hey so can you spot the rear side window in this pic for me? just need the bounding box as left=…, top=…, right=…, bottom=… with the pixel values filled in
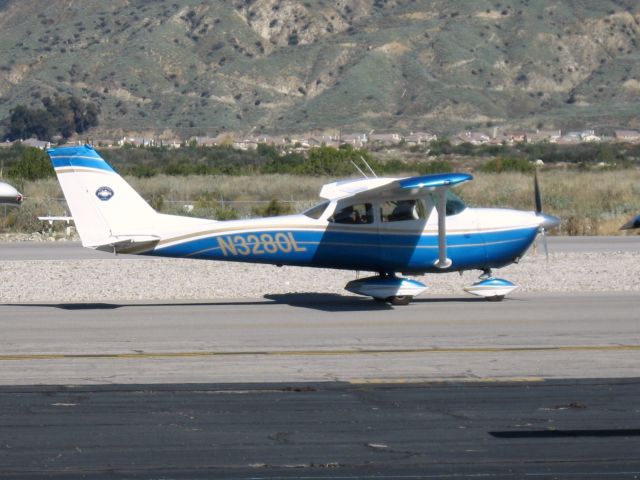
left=381, top=199, right=426, bottom=222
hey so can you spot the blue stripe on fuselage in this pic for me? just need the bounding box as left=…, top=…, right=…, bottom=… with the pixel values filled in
left=147, top=226, right=538, bottom=273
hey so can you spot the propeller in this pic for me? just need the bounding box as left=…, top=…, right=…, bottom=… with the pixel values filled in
left=533, top=168, right=560, bottom=261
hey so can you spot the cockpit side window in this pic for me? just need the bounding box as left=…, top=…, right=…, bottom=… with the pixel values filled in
left=329, top=203, right=374, bottom=224
left=445, top=190, right=467, bottom=216
left=381, top=199, right=426, bottom=222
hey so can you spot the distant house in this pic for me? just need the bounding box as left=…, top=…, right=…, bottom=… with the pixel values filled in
left=614, top=130, right=640, bottom=143
left=340, top=133, right=368, bottom=147
left=95, top=139, right=116, bottom=148
left=404, top=132, right=437, bottom=146
left=255, top=134, right=288, bottom=146
left=459, top=131, right=490, bottom=145
left=233, top=139, right=259, bottom=150
left=307, top=134, right=339, bottom=148
left=526, top=130, right=562, bottom=143
left=368, top=132, right=402, bottom=146
left=581, top=130, right=601, bottom=142
left=119, top=136, right=155, bottom=147
left=21, top=138, right=51, bottom=150
left=288, top=136, right=310, bottom=148
left=559, top=130, right=600, bottom=144
left=307, top=136, right=323, bottom=147
left=503, top=132, right=526, bottom=144
left=191, top=136, right=219, bottom=147
left=558, top=131, right=583, bottom=144
left=161, top=139, right=182, bottom=149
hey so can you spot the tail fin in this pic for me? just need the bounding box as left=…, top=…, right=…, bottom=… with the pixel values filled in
left=48, top=145, right=159, bottom=248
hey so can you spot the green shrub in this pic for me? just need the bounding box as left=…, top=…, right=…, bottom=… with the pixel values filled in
left=7, top=147, right=54, bottom=181
left=481, top=157, right=534, bottom=173
left=418, top=160, right=453, bottom=174
left=251, top=199, right=292, bottom=217
left=213, top=206, right=239, bottom=220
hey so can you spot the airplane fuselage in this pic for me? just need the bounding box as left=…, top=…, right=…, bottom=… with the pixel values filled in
left=143, top=206, right=540, bottom=274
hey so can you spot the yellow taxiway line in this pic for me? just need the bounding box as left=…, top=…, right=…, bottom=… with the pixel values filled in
left=1, top=344, right=639, bottom=361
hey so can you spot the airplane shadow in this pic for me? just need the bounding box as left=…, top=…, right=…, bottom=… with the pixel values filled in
left=262, top=293, right=394, bottom=311
left=5, top=294, right=391, bottom=312
left=2, top=292, right=509, bottom=313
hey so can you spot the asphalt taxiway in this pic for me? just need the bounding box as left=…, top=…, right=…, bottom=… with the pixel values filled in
left=1, top=292, right=638, bottom=384
left=1, top=379, right=639, bottom=479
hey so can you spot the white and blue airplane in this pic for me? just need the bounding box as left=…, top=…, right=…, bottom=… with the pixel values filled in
left=621, top=215, right=640, bottom=230
left=0, top=181, right=22, bottom=206
left=47, top=145, right=559, bottom=305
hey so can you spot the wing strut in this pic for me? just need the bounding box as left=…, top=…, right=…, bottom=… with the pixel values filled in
left=434, top=188, right=452, bottom=269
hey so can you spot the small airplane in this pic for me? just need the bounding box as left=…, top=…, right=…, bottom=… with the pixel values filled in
left=621, top=215, right=640, bottom=230
left=47, top=145, right=559, bottom=305
left=0, top=181, right=23, bottom=206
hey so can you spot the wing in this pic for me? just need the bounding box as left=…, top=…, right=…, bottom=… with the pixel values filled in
left=320, top=173, right=473, bottom=270
left=319, top=173, right=472, bottom=201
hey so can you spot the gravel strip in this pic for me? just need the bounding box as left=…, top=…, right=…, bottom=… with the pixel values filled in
left=1, top=249, right=639, bottom=303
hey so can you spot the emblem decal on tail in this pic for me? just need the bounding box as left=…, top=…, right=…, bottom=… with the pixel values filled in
left=96, top=186, right=114, bottom=201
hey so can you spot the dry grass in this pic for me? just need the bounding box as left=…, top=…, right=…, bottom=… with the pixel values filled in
left=463, top=169, right=640, bottom=235
left=5, top=169, right=640, bottom=235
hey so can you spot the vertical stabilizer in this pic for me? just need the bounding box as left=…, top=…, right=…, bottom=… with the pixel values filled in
left=48, top=145, right=158, bottom=247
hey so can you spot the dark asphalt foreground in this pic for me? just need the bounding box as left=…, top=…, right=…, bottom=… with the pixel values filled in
left=1, top=379, right=640, bottom=479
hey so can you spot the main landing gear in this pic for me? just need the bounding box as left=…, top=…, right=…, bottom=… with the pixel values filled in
left=344, top=273, right=428, bottom=306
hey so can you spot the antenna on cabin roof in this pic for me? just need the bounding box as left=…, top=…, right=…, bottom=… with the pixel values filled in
left=350, top=159, right=368, bottom=178
left=360, top=156, right=378, bottom=178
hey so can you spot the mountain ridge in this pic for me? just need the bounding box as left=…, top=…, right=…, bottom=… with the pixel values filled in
left=1, top=0, right=639, bottom=138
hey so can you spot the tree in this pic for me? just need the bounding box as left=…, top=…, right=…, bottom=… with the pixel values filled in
left=3, top=96, right=100, bottom=141
left=7, top=147, right=54, bottom=181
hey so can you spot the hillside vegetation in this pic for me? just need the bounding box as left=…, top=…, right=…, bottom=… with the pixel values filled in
left=2, top=143, right=639, bottom=236
left=1, top=0, right=639, bottom=137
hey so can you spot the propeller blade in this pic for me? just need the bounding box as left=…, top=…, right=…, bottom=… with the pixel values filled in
left=534, top=168, right=542, bottom=214
left=542, top=228, right=549, bottom=262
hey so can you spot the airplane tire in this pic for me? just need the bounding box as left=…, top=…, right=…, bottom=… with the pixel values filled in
left=387, top=295, right=413, bottom=306
left=485, top=295, right=505, bottom=302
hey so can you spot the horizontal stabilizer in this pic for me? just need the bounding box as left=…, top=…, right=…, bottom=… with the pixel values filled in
left=93, top=235, right=161, bottom=254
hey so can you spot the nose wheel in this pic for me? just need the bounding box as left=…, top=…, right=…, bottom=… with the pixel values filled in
left=463, top=271, right=518, bottom=300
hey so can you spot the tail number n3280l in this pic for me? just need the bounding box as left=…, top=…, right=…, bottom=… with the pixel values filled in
left=217, top=232, right=307, bottom=257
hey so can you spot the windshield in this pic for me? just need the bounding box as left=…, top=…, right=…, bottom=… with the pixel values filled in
left=445, top=190, right=467, bottom=216
left=303, top=201, right=330, bottom=219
